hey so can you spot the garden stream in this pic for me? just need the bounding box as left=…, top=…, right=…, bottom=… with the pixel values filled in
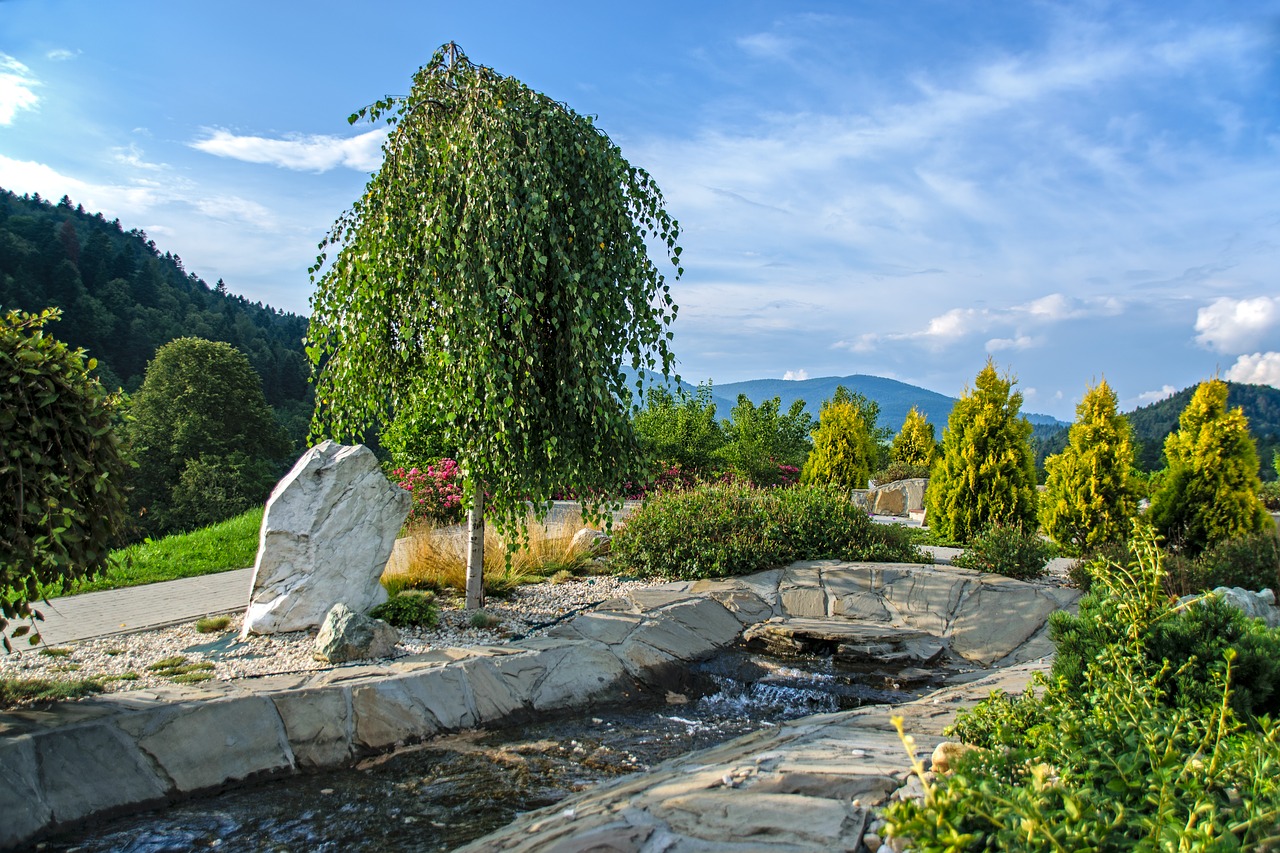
left=42, top=646, right=944, bottom=852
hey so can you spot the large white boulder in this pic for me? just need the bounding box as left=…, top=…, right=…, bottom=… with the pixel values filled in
left=241, top=441, right=411, bottom=637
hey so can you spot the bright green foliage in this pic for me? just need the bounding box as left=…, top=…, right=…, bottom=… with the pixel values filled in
left=891, top=406, right=937, bottom=468
left=379, top=393, right=455, bottom=470
left=370, top=590, right=438, bottom=628
left=886, top=526, right=1280, bottom=850
left=924, top=360, right=1038, bottom=544
left=1040, top=379, right=1138, bottom=555
left=801, top=386, right=884, bottom=491
left=127, top=337, right=291, bottom=535
left=610, top=483, right=924, bottom=580
left=1148, top=379, right=1272, bottom=555
left=951, top=522, right=1054, bottom=581
left=307, top=43, right=681, bottom=548
left=716, top=395, right=812, bottom=486
left=1, top=308, right=129, bottom=650
left=631, top=383, right=725, bottom=475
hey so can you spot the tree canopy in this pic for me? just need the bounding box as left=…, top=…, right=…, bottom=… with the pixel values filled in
left=1040, top=379, right=1138, bottom=555
left=1148, top=379, right=1272, bottom=554
left=307, top=44, right=682, bottom=603
left=925, top=360, right=1038, bottom=543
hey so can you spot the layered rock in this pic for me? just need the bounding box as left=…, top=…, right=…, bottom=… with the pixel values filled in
left=241, top=442, right=411, bottom=637
left=313, top=603, right=400, bottom=663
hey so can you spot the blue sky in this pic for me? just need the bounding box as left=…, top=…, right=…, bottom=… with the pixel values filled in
left=2, top=1, right=1279, bottom=419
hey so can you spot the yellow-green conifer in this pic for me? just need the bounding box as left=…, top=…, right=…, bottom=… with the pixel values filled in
left=801, top=386, right=881, bottom=490
left=1041, top=379, right=1137, bottom=555
left=891, top=406, right=937, bottom=468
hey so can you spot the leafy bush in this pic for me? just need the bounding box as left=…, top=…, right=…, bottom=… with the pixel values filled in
left=393, top=459, right=464, bottom=525
left=1194, top=531, right=1280, bottom=596
left=716, top=395, right=813, bottom=487
left=2, top=308, right=129, bottom=651
left=1260, top=479, right=1280, bottom=511
left=370, top=590, right=438, bottom=628
left=169, top=451, right=278, bottom=531
left=870, top=461, right=930, bottom=485
left=951, top=523, right=1054, bottom=581
left=610, top=483, right=924, bottom=580
left=631, top=383, right=726, bottom=476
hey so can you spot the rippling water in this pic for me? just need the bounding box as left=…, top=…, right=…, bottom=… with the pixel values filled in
left=42, top=648, right=935, bottom=852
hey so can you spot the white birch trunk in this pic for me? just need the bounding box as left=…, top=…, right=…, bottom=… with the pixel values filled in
left=465, top=490, right=485, bottom=609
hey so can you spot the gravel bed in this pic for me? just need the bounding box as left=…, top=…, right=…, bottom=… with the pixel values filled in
left=0, top=576, right=657, bottom=697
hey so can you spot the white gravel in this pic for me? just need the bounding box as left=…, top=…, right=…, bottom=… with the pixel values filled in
left=0, top=576, right=657, bottom=697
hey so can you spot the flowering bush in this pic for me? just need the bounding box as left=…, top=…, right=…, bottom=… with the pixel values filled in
left=393, top=458, right=464, bottom=525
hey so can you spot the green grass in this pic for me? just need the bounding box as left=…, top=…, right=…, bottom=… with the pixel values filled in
left=0, top=675, right=103, bottom=707
left=39, top=507, right=262, bottom=598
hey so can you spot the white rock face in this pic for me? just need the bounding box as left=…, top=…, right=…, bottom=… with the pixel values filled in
left=241, top=441, right=411, bottom=637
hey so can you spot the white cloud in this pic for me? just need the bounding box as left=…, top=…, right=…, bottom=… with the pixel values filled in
left=0, top=53, right=39, bottom=125
left=737, top=32, right=797, bottom=61
left=782, top=369, right=809, bottom=381
left=986, top=335, right=1037, bottom=352
left=112, top=143, right=167, bottom=171
left=1225, top=352, right=1280, bottom=388
left=190, top=128, right=387, bottom=173
left=191, top=195, right=278, bottom=231
left=46, top=48, right=79, bottom=61
left=1194, top=296, right=1280, bottom=354
left=1136, top=385, right=1177, bottom=405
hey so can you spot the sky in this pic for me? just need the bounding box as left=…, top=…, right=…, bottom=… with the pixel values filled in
left=2, top=0, right=1279, bottom=420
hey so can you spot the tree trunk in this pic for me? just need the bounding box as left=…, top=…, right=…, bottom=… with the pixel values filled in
left=466, top=489, right=485, bottom=609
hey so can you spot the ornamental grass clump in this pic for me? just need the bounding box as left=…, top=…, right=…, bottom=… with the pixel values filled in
left=609, top=483, right=924, bottom=580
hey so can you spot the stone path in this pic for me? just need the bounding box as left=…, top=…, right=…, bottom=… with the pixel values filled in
left=24, top=569, right=252, bottom=647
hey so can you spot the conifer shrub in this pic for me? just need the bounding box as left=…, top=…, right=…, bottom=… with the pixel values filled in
left=370, top=589, right=438, bottom=628
left=925, top=360, right=1038, bottom=544
left=1148, top=379, right=1271, bottom=556
left=890, top=405, right=937, bottom=468
left=610, top=483, right=923, bottom=579
left=951, top=523, right=1054, bottom=581
left=801, top=386, right=885, bottom=491
left=1040, top=380, right=1138, bottom=555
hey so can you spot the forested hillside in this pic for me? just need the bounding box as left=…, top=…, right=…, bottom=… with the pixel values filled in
left=1034, top=381, right=1280, bottom=480
left=0, top=189, right=311, bottom=433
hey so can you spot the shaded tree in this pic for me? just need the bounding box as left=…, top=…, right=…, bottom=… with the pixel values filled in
left=128, top=337, right=291, bottom=535
left=1149, top=379, right=1272, bottom=555
left=925, top=360, right=1038, bottom=543
left=1041, top=379, right=1138, bottom=555
left=307, top=44, right=681, bottom=608
left=1, top=309, right=128, bottom=649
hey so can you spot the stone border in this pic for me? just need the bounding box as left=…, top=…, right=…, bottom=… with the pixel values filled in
left=0, top=562, right=1077, bottom=850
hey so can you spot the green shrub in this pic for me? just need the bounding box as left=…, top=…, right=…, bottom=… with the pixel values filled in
left=610, top=483, right=924, bottom=580
left=801, top=386, right=885, bottom=491
left=1259, top=480, right=1280, bottom=511
left=1194, top=532, right=1280, bottom=596
left=369, top=589, right=438, bottom=628
left=951, top=523, right=1054, bottom=581
left=870, top=461, right=931, bottom=485
left=890, top=406, right=937, bottom=469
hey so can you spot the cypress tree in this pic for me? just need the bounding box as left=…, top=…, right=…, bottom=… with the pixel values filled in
left=1041, top=379, right=1138, bottom=555
left=892, top=406, right=937, bottom=468
left=1149, top=379, right=1272, bottom=554
left=925, top=360, right=1038, bottom=543
left=801, top=386, right=882, bottom=491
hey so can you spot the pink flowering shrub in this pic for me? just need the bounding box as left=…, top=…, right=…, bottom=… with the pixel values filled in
left=393, top=458, right=464, bottom=525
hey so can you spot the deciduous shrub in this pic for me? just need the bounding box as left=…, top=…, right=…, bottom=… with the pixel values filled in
left=716, top=395, right=813, bottom=487
left=631, top=383, right=725, bottom=476
left=610, top=483, right=923, bottom=579
left=870, top=461, right=931, bottom=485
left=2, top=308, right=129, bottom=650
left=951, top=523, right=1054, bottom=581
left=393, top=459, right=465, bottom=525
left=1192, top=531, right=1280, bottom=597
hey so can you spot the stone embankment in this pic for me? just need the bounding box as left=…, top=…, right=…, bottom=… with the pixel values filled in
left=0, top=561, right=1078, bottom=850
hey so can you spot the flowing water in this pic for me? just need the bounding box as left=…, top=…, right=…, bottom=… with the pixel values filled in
left=41, top=647, right=942, bottom=852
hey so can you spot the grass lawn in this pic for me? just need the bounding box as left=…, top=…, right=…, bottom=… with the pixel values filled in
left=39, top=507, right=263, bottom=598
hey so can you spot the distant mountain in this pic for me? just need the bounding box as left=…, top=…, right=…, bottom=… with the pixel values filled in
left=712, top=374, right=1066, bottom=434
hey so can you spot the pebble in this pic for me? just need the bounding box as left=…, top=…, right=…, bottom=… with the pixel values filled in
left=0, top=576, right=657, bottom=698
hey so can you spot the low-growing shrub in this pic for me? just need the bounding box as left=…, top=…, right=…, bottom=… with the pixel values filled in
left=1194, top=531, right=1280, bottom=596
left=950, top=523, right=1054, bottom=581
left=1261, top=480, right=1280, bottom=511
left=609, top=483, right=924, bottom=580
left=370, top=590, right=438, bottom=628
left=870, top=462, right=930, bottom=485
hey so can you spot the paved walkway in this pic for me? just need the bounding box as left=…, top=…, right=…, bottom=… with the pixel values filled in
left=23, top=568, right=253, bottom=647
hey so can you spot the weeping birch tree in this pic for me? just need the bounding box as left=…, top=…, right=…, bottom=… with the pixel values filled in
left=307, top=44, right=682, bottom=608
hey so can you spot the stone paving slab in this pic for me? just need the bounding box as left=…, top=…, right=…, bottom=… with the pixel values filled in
left=20, top=569, right=252, bottom=648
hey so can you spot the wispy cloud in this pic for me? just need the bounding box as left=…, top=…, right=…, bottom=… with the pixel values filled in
left=46, top=48, right=79, bottom=61
left=190, top=128, right=387, bottom=173
left=737, top=32, right=798, bottom=61
left=1134, top=385, right=1178, bottom=405
left=0, top=53, right=39, bottom=125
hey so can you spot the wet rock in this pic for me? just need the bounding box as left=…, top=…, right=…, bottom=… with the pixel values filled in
left=313, top=603, right=400, bottom=664
left=242, top=441, right=410, bottom=637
